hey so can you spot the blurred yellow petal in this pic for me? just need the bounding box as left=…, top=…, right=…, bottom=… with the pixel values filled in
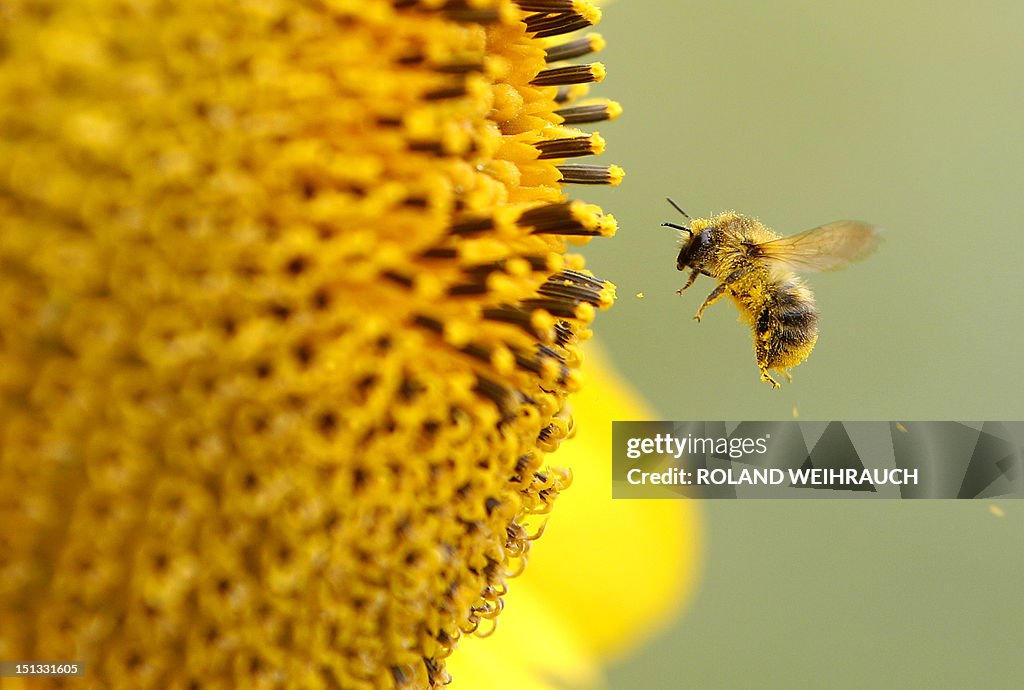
left=538, top=343, right=703, bottom=659
left=449, top=343, right=703, bottom=686
left=449, top=589, right=601, bottom=690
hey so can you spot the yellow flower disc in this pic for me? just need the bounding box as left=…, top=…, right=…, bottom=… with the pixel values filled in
left=0, top=1, right=622, bottom=688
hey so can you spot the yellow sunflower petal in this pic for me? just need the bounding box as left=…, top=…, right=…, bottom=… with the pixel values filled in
left=515, top=343, right=703, bottom=659
left=448, top=344, right=702, bottom=686
left=448, top=587, right=601, bottom=689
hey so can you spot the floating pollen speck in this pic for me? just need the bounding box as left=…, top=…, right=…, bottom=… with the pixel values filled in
left=896, top=422, right=908, bottom=432
left=636, top=292, right=645, bottom=299
left=989, top=505, right=1006, bottom=517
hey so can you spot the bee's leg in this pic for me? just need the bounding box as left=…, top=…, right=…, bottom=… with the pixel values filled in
left=778, top=370, right=793, bottom=383
left=676, top=268, right=701, bottom=295
left=696, top=266, right=755, bottom=321
left=694, top=283, right=729, bottom=322
left=755, top=326, right=781, bottom=388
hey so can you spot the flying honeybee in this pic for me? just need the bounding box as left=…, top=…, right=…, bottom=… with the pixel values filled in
left=663, top=199, right=880, bottom=387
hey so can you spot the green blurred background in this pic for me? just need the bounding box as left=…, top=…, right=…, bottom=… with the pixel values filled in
left=572, top=1, right=1024, bottom=687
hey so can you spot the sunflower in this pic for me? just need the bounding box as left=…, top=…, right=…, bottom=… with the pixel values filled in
left=0, top=1, right=694, bottom=688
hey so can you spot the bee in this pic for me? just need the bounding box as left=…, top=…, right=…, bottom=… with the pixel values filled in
left=663, top=198, right=880, bottom=387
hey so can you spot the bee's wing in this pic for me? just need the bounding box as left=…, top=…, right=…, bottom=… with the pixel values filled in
left=754, top=221, right=881, bottom=273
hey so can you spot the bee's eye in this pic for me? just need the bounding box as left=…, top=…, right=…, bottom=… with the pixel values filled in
left=697, top=230, right=711, bottom=248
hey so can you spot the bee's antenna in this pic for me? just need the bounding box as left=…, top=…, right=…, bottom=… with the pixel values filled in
left=663, top=198, right=692, bottom=235
left=662, top=222, right=691, bottom=235
left=666, top=197, right=691, bottom=220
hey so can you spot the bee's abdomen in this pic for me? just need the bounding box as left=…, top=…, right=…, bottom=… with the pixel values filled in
left=755, top=280, right=818, bottom=369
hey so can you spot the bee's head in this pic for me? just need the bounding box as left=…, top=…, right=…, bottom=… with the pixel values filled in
left=675, top=226, right=713, bottom=270
left=662, top=198, right=712, bottom=271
